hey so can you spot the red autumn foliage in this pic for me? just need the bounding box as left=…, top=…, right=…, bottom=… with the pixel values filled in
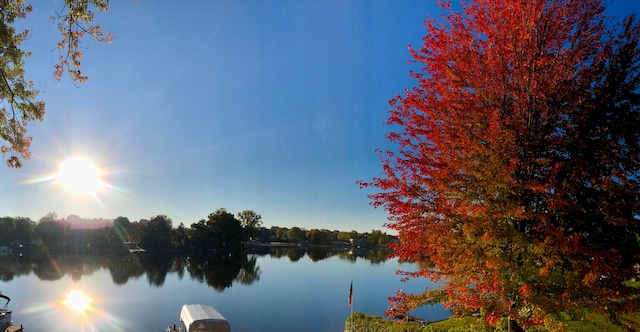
left=361, top=0, right=640, bottom=329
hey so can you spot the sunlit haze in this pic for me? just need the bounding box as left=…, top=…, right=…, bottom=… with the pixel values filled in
left=55, top=157, right=106, bottom=196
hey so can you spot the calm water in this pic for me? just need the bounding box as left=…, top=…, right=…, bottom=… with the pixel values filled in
left=0, top=247, right=449, bottom=331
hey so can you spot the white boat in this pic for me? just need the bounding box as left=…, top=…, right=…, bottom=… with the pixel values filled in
left=167, top=304, right=229, bottom=332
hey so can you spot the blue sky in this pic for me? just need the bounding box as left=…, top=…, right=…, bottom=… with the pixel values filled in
left=1, top=1, right=637, bottom=232
left=1, top=0, right=436, bottom=232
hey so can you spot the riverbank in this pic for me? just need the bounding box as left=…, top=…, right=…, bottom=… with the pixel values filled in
left=345, top=311, right=640, bottom=331
left=345, top=281, right=640, bottom=331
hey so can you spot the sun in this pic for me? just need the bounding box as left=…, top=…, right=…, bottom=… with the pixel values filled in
left=63, top=290, right=92, bottom=313
left=55, top=157, right=106, bottom=195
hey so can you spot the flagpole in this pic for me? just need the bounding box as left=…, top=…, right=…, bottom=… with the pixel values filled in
left=349, top=280, right=354, bottom=332
left=351, top=288, right=354, bottom=332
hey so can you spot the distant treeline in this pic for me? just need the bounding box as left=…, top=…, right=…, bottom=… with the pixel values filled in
left=0, top=209, right=393, bottom=255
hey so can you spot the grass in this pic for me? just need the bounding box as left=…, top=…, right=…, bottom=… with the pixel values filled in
left=623, top=280, right=640, bottom=288
left=344, top=313, right=496, bottom=332
left=345, top=312, right=640, bottom=331
left=345, top=282, right=640, bottom=331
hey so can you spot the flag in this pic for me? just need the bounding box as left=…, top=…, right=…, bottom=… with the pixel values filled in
left=348, top=280, right=353, bottom=307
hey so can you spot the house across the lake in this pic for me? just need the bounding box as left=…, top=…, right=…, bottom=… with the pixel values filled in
left=349, top=238, right=368, bottom=248
left=329, top=240, right=347, bottom=247
left=0, top=247, right=11, bottom=255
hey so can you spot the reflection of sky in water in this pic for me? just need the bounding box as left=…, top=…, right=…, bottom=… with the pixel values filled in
left=4, top=254, right=448, bottom=331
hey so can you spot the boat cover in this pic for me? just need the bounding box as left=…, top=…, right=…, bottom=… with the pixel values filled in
left=180, top=304, right=229, bottom=332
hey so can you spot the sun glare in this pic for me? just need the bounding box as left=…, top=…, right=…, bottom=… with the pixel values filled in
left=55, top=157, right=106, bottom=195
left=64, top=290, right=92, bottom=313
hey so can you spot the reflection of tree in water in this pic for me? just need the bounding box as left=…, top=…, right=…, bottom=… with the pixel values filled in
left=65, top=255, right=102, bottom=282
left=171, top=256, right=187, bottom=280
left=364, top=249, right=389, bottom=264
left=105, top=254, right=186, bottom=286
left=307, top=247, right=330, bottom=262
left=270, top=247, right=285, bottom=258
left=187, top=253, right=260, bottom=292
left=107, top=255, right=144, bottom=285
left=33, top=262, right=63, bottom=281
left=286, top=248, right=304, bottom=262
left=235, top=255, right=260, bottom=286
left=337, top=251, right=358, bottom=262
left=32, top=254, right=106, bottom=282
left=0, top=254, right=112, bottom=282
left=2, top=248, right=388, bottom=287
left=258, top=247, right=390, bottom=264
left=334, top=248, right=390, bottom=264
left=0, top=253, right=262, bottom=289
left=0, top=258, right=20, bottom=281
left=0, top=267, right=13, bottom=282
left=0, top=258, right=33, bottom=282
left=139, top=254, right=175, bottom=287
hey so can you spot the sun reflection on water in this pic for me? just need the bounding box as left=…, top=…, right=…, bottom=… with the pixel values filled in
left=59, top=290, right=130, bottom=331
left=63, top=290, right=93, bottom=314
left=19, top=289, right=130, bottom=331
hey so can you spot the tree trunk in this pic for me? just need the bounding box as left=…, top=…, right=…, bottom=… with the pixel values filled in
left=509, top=318, right=525, bottom=332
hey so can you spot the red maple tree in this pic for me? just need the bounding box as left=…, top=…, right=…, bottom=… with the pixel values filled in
left=362, top=0, right=640, bottom=329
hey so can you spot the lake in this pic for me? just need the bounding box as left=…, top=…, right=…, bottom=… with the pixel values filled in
left=0, top=247, right=449, bottom=331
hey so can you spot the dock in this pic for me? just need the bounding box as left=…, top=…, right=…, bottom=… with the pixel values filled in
left=166, top=325, right=181, bottom=332
left=4, top=325, right=23, bottom=332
